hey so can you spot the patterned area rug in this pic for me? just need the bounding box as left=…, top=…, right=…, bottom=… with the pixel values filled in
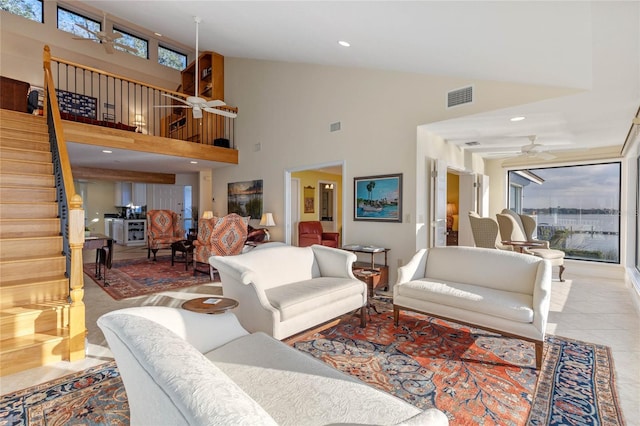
left=83, top=255, right=216, bottom=300
left=0, top=308, right=624, bottom=425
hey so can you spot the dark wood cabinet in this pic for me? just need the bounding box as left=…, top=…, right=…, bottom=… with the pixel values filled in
left=1, top=76, right=29, bottom=113
left=447, top=231, right=458, bottom=246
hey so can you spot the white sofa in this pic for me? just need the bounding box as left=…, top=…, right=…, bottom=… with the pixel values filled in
left=209, top=244, right=367, bottom=339
left=393, top=246, right=551, bottom=368
left=98, top=307, right=449, bottom=426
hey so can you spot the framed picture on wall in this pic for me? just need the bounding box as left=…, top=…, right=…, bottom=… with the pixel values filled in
left=304, top=186, right=315, bottom=213
left=354, top=173, right=402, bottom=222
left=228, top=179, right=263, bottom=219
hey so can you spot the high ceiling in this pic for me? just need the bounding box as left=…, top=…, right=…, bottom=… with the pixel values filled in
left=82, top=1, right=639, bottom=164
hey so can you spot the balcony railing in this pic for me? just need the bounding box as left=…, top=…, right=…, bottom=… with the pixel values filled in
left=46, top=48, right=236, bottom=148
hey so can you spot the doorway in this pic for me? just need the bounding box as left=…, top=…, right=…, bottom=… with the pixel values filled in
left=284, top=161, right=345, bottom=246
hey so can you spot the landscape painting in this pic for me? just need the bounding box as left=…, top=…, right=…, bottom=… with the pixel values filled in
left=354, top=174, right=402, bottom=222
left=228, top=179, right=263, bottom=219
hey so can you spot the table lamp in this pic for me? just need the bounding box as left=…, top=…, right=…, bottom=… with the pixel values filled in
left=259, top=212, right=276, bottom=240
left=202, top=211, right=214, bottom=219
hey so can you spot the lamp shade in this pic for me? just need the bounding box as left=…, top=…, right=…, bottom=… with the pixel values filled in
left=446, top=203, right=457, bottom=217
left=202, top=211, right=214, bottom=219
left=260, top=212, right=276, bottom=227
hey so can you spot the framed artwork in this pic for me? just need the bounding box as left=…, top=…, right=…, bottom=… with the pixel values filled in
left=304, top=186, right=315, bottom=213
left=354, top=173, right=402, bottom=222
left=228, top=179, right=263, bottom=219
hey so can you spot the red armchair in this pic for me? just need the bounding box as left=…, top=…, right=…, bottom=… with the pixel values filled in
left=298, top=221, right=339, bottom=248
left=147, top=210, right=184, bottom=260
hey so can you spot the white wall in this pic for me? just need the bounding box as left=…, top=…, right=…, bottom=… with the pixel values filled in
left=219, top=58, right=570, bottom=282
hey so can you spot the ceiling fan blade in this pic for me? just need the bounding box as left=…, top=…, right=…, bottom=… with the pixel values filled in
left=110, top=31, right=123, bottom=40
left=161, top=93, right=191, bottom=105
left=203, top=107, right=238, bottom=118
left=74, top=23, right=100, bottom=38
left=154, top=104, right=190, bottom=109
left=537, top=152, right=556, bottom=160
left=72, top=37, right=99, bottom=41
left=204, top=99, right=226, bottom=108
left=114, top=42, right=139, bottom=55
left=104, top=42, right=115, bottom=54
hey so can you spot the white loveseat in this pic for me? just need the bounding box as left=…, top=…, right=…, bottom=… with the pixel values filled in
left=393, top=246, right=551, bottom=368
left=209, top=244, right=367, bottom=339
left=98, top=307, right=449, bottom=426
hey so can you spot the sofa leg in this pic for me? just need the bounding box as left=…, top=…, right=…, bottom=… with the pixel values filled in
left=559, top=265, right=565, bottom=282
left=393, top=306, right=399, bottom=326
left=360, top=306, right=367, bottom=327
left=535, top=341, right=544, bottom=369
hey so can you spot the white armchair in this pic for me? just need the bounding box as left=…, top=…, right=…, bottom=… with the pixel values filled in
left=497, top=209, right=566, bottom=281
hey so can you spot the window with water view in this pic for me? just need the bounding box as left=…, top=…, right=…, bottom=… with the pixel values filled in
left=508, top=162, right=621, bottom=263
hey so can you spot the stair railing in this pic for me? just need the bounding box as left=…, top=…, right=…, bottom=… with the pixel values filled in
left=43, top=45, right=86, bottom=362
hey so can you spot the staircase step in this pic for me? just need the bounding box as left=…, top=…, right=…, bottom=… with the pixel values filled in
left=0, top=218, right=60, bottom=238
left=0, top=172, right=55, bottom=188
left=0, top=109, right=46, bottom=124
left=0, top=146, right=51, bottom=162
left=0, top=202, right=58, bottom=219
left=0, top=301, right=69, bottom=339
left=0, top=255, right=66, bottom=282
left=0, top=127, right=49, bottom=142
left=0, top=330, right=69, bottom=376
left=0, top=276, right=69, bottom=309
left=0, top=159, right=53, bottom=175
left=0, top=137, right=50, bottom=152
left=0, top=186, right=56, bottom=203
left=0, top=236, right=63, bottom=260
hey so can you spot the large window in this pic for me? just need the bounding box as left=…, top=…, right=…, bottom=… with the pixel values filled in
left=508, top=162, right=621, bottom=263
left=57, top=7, right=100, bottom=39
left=158, top=45, right=187, bottom=71
left=636, top=155, right=640, bottom=272
left=1, top=0, right=43, bottom=22
left=113, top=27, right=148, bottom=59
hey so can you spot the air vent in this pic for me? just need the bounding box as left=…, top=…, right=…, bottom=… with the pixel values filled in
left=465, top=141, right=480, bottom=146
left=447, top=86, right=473, bottom=108
left=330, top=122, right=341, bottom=132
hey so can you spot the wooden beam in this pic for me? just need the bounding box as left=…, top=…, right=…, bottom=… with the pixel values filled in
left=71, top=166, right=175, bottom=184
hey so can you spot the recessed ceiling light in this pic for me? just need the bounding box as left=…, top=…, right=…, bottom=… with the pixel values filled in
left=154, top=32, right=162, bottom=37
left=338, top=40, right=350, bottom=47
left=510, top=116, right=525, bottom=122
left=102, top=150, right=112, bottom=154
left=190, top=161, right=198, bottom=164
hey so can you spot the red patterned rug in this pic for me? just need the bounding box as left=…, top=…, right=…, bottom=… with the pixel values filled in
left=0, top=305, right=624, bottom=425
left=83, top=255, right=216, bottom=300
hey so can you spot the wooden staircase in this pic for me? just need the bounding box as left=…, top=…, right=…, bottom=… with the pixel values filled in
left=0, top=109, right=72, bottom=376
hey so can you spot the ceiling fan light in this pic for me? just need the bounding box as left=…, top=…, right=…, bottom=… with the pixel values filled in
left=192, top=107, right=203, bottom=119
left=510, top=116, right=526, bottom=122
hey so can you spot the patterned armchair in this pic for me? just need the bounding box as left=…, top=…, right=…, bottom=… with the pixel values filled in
left=193, top=213, right=249, bottom=278
left=147, top=210, right=185, bottom=261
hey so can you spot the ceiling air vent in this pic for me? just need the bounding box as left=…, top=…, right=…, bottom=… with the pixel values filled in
left=465, top=141, right=480, bottom=146
left=447, top=85, right=473, bottom=108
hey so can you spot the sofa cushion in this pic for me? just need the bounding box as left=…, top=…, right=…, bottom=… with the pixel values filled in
left=223, top=245, right=321, bottom=289
left=396, top=279, right=534, bottom=323
left=265, top=277, right=364, bottom=321
left=205, top=332, right=423, bottom=426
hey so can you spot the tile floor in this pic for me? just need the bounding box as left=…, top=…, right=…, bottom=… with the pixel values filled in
left=1, top=245, right=639, bottom=425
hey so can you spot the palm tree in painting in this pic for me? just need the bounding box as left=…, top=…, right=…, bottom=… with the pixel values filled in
left=366, top=181, right=376, bottom=202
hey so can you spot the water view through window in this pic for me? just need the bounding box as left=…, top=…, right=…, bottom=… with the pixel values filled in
left=508, top=162, right=621, bottom=263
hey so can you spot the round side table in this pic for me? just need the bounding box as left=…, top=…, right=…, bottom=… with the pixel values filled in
left=181, top=297, right=238, bottom=314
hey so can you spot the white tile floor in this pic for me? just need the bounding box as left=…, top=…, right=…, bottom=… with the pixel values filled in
left=1, top=246, right=639, bottom=425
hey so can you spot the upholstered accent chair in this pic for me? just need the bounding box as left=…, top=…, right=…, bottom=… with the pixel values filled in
left=496, top=209, right=566, bottom=281
left=193, top=213, right=249, bottom=279
left=147, top=210, right=185, bottom=261
left=298, top=221, right=339, bottom=248
left=468, top=212, right=513, bottom=250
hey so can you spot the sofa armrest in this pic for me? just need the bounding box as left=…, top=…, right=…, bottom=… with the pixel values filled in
left=322, top=232, right=340, bottom=241
left=100, top=307, right=249, bottom=353
left=311, top=244, right=357, bottom=278
left=396, top=249, right=429, bottom=284
left=532, top=259, right=552, bottom=336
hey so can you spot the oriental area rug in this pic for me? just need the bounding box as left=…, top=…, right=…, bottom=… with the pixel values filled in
left=0, top=308, right=624, bottom=426
left=83, top=255, right=216, bottom=300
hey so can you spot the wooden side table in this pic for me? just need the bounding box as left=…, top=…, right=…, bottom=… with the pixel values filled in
left=171, top=240, right=194, bottom=270
left=181, top=297, right=238, bottom=314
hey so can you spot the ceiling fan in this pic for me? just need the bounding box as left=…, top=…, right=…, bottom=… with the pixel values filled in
left=518, top=135, right=556, bottom=160
left=156, top=17, right=237, bottom=119
left=73, top=14, right=139, bottom=55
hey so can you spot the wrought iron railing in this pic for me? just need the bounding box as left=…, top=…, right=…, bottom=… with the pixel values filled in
left=48, top=51, right=236, bottom=148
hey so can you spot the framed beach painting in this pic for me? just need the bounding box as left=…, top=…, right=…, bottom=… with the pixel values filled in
left=354, top=174, right=402, bottom=222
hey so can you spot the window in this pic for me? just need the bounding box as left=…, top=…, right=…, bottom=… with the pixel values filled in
left=636, top=155, right=640, bottom=272
left=113, top=27, right=148, bottom=59
left=1, top=0, right=43, bottom=22
left=508, top=162, right=621, bottom=263
left=57, top=7, right=100, bottom=38
left=158, top=45, right=187, bottom=71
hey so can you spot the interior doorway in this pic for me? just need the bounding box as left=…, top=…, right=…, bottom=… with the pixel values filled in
left=284, top=161, right=345, bottom=246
